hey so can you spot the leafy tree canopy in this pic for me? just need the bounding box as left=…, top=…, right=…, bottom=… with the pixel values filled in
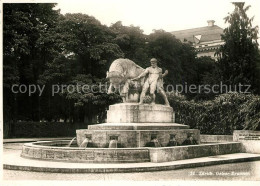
left=217, top=2, right=260, bottom=93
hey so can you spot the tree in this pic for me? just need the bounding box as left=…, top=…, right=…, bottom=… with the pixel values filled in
left=40, top=13, right=124, bottom=123
left=58, top=14, right=124, bottom=76
left=217, top=2, right=260, bottom=94
left=3, top=3, right=60, bottom=136
left=195, top=56, right=216, bottom=84
left=148, top=30, right=197, bottom=92
left=193, top=56, right=220, bottom=100
left=110, top=21, right=149, bottom=66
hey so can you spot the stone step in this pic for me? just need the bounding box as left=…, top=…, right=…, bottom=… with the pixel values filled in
left=88, top=123, right=189, bottom=130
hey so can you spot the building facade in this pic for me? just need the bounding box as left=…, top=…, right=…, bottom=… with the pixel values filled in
left=171, top=20, right=224, bottom=60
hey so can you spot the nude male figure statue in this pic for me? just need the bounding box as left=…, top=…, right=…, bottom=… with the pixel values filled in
left=132, top=58, right=170, bottom=106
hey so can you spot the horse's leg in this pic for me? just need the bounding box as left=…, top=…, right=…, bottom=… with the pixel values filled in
left=120, top=81, right=130, bottom=102
left=108, top=83, right=113, bottom=94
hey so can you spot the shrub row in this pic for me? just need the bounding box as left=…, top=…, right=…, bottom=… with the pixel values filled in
left=5, top=93, right=259, bottom=137
left=6, top=122, right=86, bottom=138
left=168, top=92, right=260, bottom=135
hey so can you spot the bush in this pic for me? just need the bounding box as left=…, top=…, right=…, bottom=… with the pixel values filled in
left=168, top=92, right=260, bottom=135
left=7, top=122, right=86, bottom=138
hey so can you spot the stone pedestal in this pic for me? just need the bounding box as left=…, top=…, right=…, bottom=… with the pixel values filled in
left=77, top=103, right=199, bottom=148
left=107, top=103, right=174, bottom=123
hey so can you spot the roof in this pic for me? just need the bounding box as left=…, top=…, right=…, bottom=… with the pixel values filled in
left=171, top=25, right=223, bottom=44
left=195, top=45, right=221, bottom=52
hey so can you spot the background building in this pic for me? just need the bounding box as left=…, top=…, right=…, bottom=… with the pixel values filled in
left=171, top=20, right=224, bottom=60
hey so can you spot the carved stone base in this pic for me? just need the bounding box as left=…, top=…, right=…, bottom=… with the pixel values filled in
left=107, top=103, right=174, bottom=123
left=76, top=127, right=200, bottom=148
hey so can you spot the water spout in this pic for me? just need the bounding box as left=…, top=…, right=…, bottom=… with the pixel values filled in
left=108, top=139, right=118, bottom=148
left=79, top=137, right=92, bottom=148
left=67, top=137, right=76, bottom=147
left=145, top=138, right=161, bottom=147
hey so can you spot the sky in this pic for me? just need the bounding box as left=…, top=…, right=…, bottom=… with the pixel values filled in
left=52, top=0, right=260, bottom=34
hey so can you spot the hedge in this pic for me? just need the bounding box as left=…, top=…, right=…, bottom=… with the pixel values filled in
left=168, top=92, right=260, bottom=135
left=5, top=122, right=86, bottom=138
left=5, top=92, right=260, bottom=137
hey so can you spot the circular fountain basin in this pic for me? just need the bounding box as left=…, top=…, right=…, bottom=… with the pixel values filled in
left=21, top=140, right=150, bottom=163
left=21, top=140, right=243, bottom=163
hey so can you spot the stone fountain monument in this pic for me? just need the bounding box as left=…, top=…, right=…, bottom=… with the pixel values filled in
left=76, top=58, right=200, bottom=160
left=21, top=58, right=242, bottom=164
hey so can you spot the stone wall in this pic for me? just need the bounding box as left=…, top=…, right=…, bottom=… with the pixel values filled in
left=77, top=129, right=200, bottom=148
left=233, top=130, right=260, bottom=154
left=21, top=141, right=150, bottom=163
left=21, top=141, right=243, bottom=163
left=200, top=135, right=233, bottom=142
left=149, top=142, right=242, bottom=163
